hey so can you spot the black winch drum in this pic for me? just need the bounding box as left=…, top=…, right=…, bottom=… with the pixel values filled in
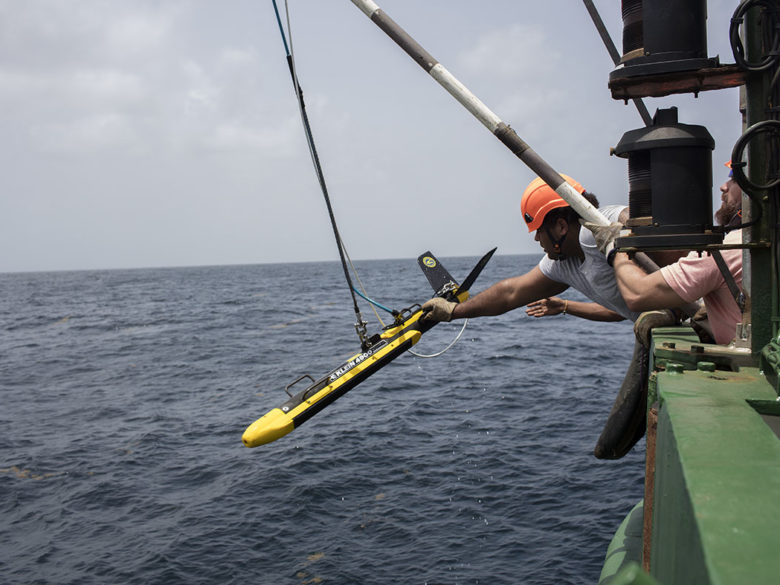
left=613, top=107, right=722, bottom=249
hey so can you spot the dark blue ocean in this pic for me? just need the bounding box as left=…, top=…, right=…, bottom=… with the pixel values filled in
left=1, top=255, right=643, bottom=585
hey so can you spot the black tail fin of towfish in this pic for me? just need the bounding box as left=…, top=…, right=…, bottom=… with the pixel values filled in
left=417, top=247, right=497, bottom=300
left=458, top=247, right=497, bottom=295
left=417, top=252, right=458, bottom=299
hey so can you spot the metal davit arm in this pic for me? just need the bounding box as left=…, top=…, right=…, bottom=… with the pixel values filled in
left=348, top=0, right=610, bottom=228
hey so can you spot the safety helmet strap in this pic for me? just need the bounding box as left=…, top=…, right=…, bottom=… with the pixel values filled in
left=545, top=219, right=568, bottom=258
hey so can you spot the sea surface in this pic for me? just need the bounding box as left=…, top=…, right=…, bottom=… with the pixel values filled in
left=1, top=255, right=644, bottom=585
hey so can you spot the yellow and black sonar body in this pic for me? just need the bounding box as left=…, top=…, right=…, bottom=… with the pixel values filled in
left=242, top=248, right=496, bottom=447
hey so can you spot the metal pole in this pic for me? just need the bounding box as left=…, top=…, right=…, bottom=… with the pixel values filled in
left=581, top=0, right=653, bottom=127
left=349, top=0, right=612, bottom=228
left=347, top=0, right=711, bottom=317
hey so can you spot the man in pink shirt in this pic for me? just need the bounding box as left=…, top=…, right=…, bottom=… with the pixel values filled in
left=610, top=164, right=744, bottom=345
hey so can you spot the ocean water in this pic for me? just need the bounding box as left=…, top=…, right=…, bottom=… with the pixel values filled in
left=1, top=254, right=644, bottom=585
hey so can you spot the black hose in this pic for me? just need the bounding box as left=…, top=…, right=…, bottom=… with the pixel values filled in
left=726, top=120, right=780, bottom=231
left=272, top=0, right=370, bottom=347
left=730, top=0, right=780, bottom=72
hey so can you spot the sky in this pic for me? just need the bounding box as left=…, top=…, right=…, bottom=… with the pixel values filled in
left=0, top=0, right=743, bottom=273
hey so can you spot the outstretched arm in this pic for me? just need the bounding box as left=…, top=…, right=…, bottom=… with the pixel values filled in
left=422, top=265, right=569, bottom=322
left=526, top=297, right=625, bottom=321
left=440, top=265, right=567, bottom=320
left=613, top=253, right=685, bottom=312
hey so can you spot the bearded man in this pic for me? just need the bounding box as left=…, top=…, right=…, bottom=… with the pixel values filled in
left=607, top=162, right=744, bottom=344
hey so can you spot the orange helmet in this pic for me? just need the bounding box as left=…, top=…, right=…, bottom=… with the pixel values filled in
left=521, top=174, right=584, bottom=232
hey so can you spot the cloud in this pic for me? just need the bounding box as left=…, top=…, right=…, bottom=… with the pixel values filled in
left=453, top=23, right=571, bottom=136
left=31, top=112, right=140, bottom=154
left=0, top=1, right=754, bottom=271
left=0, top=1, right=177, bottom=69
left=0, top=2, right=306, bottom=162
left=459, top=23, right=560, bottom=81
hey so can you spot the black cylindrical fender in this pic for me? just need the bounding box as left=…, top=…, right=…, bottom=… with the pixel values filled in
left=593, top=339, right=650, bottom=460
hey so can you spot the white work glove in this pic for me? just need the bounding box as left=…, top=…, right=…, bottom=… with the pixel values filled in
left=421, top=297, right=456, bottom=322
left=581, top=220, right=623, bottom=264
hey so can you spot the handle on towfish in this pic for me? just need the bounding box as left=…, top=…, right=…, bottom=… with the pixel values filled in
left=349, top=0, right=610, bottom=228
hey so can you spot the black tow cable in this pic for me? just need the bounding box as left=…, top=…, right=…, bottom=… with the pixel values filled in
left=272, top=0, right=370, bottom=350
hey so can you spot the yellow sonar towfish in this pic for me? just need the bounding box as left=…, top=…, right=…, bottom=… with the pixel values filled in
left=242, top=248, right=496, bottom=448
